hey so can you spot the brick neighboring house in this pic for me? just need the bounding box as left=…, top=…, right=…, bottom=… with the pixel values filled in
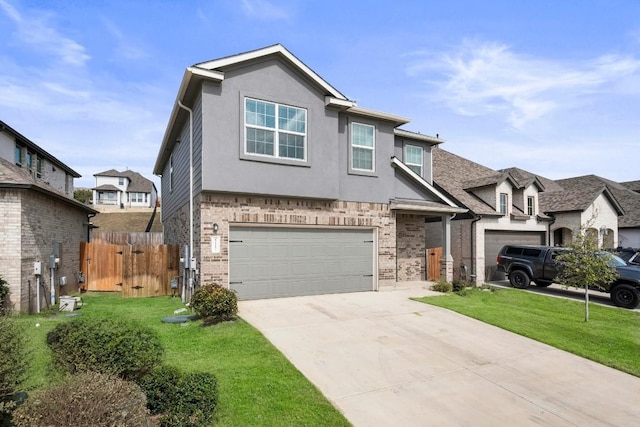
left=428, top=147, right=624, bottom=284
left=153, top=44, right=466, bottom=300
left=0, top=120, right=97, bottom=312
left=93, top=169, right=158, bottom=209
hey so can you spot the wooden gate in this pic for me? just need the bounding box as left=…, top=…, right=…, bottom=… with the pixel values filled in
left=80, top=242, right=180, bottom=297
left=427, top=247, right=442, bottom=281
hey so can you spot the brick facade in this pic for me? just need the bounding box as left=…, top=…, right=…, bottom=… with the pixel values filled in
left=1, top=189, right=89, bottom=312
left=163, top=193, right=444, bottom=290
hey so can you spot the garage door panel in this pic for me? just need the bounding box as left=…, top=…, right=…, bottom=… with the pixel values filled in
left=484, top=230, right=545, bottom=281
left=230, top=227, right=374, bottom=299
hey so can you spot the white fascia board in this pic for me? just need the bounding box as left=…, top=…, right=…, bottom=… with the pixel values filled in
left=187, top=66, right=225, bottom=82
left=348, top=106, right=410, bottom=126
left=197, top=44, right=347, bottom=100
left=325, top=96, right=356, bottom=108
left=394, top=129, right=443, bottom=144
left=391, top=157, right=459, bottom=208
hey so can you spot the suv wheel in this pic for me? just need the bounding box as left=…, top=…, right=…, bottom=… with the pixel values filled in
left=509, top=270, right=531, bottom=289
left=610, top=284, right=640, bottom=309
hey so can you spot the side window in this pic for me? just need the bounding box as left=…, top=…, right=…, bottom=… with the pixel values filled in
left=350, top=122, right=375, bottom=173
left=522, top=248, right=541, bottom=257
left=505, top=247, right=523, bottom=256
left=499, top=193, right=508, bottom=215
left=169, top=154, right=174, bottom=193
left=14, top=144, right=22, bottom=165
left=527, top=196, right=535, bottom=216
left=404, top=144, right=423, bottom=176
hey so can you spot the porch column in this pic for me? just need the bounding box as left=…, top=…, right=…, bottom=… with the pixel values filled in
left=440, top=214, right=454, bottom=282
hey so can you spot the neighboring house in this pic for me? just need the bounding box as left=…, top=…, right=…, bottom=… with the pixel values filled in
left=153, top=44, right=466, bottom=300
left=93, top=169, right=158, bottom=209
left=428, top=147, right=624, bottom=284
left=554, top=175, right=640, bottom=249
left=0, top=120, right=97, bottom=312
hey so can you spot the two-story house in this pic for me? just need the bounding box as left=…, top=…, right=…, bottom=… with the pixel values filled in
left=0, top=120, right=96, bottom=312
left=428, top=147, right=623, bottom=283
left=154, top=44, right=466, bottom=300
left=93, top=169, right=158, bottom=209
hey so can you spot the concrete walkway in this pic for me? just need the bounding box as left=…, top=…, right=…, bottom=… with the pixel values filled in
left=239, top=286, right=640, bottom=426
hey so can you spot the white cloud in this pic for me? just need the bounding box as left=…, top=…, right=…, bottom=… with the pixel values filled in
left=240, top=0, right=291, bottom=20
left=409, top=39, right=640, bottom=129
left=0, top=0, right=90, bottom=66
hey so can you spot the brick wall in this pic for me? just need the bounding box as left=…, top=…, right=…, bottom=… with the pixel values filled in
left=396, top=214, right=426, bottom=281
left=164, top=193, right=403, bottom=288
left=0, top=189, right=89, bottom=313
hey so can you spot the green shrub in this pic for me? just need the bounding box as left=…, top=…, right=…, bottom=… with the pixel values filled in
left=12, top=372, right=149, bottom=427
left=191, top=283, right=238, bottom=322
left=430, top=281, right=453, bottom=293
left=46, top=317, right=163, bottom=381
left=137, top=366, right=218, bottom=427
left=0, top=317, right=29, bottom=425
left=0, top=276, right=10, bottom=316
left=452, top=279, right=468, bottom=292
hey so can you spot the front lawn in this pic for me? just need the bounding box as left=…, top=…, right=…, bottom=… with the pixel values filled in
left=15, top=292, right=350, bottom=426
left=415, top=288, right=640, bottom=377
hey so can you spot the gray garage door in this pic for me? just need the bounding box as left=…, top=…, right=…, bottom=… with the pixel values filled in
left=229, top=227, right=374, bottom=299
left=484, top=230, right=546, bottom=281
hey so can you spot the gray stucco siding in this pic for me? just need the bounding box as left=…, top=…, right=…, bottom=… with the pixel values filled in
left=200, top=60, right=340, bottom=200
left=393, top=170, right=440, bottom=201
left=393, top=138, right=434, bottom=184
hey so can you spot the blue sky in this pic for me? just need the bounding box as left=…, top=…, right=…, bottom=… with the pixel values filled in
left=1, top=0, right=639, bottom=190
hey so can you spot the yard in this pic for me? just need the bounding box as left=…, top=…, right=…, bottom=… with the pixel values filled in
left=15, top=292, right=351, bottom=426
left=415, top=287, right=640, bottom=377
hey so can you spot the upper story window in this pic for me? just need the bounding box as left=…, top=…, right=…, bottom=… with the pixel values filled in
left=499, top=193, right=508, bottom=215
left=351, top=122, right=375, bottom=172
left=14, top=144, right=21, bottom=165
left=118, top=177, right=125, bottom=185
left=527, top=196, right=535, bottom=216
left=244, top=98, right=307, bottom=161
left=404, top=145, right=423, bottom=176
left=36, top=157, right=42, bottom=177
left=25, top=152, right=33, bottom=170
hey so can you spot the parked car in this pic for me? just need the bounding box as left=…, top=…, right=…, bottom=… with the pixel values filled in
left=496, top=244, right=640, bottom=309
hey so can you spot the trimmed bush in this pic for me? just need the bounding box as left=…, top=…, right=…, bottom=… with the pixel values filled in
left=431, top=281, right=453, bottom=293
left=46, top=317, right=163, bottom=381
left=452, top=279, right=468, bottom=292
left=137, top=366, right=218, bottom=427
left=191, top=283, right=237, bottom=322
left=0, top=317, right=29, bottom=425
left=12, top=372, right=149, bottom=427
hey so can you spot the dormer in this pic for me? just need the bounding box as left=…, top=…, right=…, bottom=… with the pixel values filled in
left=512, top=177, right=545, bottom=218
left=393, top=129, right=443, bottom=184
left=463, top=171, right=520, bottom=216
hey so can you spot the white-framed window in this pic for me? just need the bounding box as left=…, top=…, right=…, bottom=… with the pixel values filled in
left=405, top=145, right=423, bottom=176
left=118, top=177, right=125, bottom=185
left=26, top=152, right=33, bottom=170
left=351, top=122, right=375, bottom=172
left=169, top=154, right=174, bottom=192
left=130, top=192, right=145, bottom=203
left=527, top=196, right=535, bottom=216
left=499, top=193, right=508, bottom=215
left=244, top=98, right=307, bottom=161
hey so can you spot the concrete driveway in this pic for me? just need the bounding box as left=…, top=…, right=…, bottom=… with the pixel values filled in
left=239, top=286, right=640, bottom=426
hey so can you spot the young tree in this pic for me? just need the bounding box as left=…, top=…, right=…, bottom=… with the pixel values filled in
left=555, top=224, right=617, bottom=322
left=73, top=188, right=93, bottom=204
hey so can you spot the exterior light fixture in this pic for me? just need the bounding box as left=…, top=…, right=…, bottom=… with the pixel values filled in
left=213, top=223, right=219, bottom=233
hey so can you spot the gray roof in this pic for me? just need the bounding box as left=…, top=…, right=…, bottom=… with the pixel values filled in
left=555, top=175, right=640, bottom=227
left=621, top=180, right=640, bottom=193
left=432, top=148, right=631, bottom=223
left=0, top=157, right=96, bottom=213
left=94, top=169, right=156, bottom=193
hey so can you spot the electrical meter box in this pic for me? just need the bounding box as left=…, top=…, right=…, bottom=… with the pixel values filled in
left=34, top=261, right=42, bottom=275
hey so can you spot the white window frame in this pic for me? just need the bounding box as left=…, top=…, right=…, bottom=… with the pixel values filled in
left=527, top=196, right=535, bottom=216
left=244, top=97, right=307, bottom=161
left=404, top=144, right=423, bottom=176
left=350, top=122, right=376, bottom=173
left=499, top=193, right=508, bottom=215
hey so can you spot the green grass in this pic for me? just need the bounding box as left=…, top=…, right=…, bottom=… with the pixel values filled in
left=415, top=288, right=640, bottom=377
left=14, top=293, right=351, bottom=427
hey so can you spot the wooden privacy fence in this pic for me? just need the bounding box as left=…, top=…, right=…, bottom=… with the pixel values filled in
left=92, top=231, right=164, bottom=245
left=80, top=242, right=180, bottom=298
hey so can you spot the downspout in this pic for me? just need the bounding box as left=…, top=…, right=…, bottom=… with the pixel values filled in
left=470, top=214, right=482, bottom=284
left=546, top=213, right=556, bottom=246
left=177, top=100, right=194, bottom=303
